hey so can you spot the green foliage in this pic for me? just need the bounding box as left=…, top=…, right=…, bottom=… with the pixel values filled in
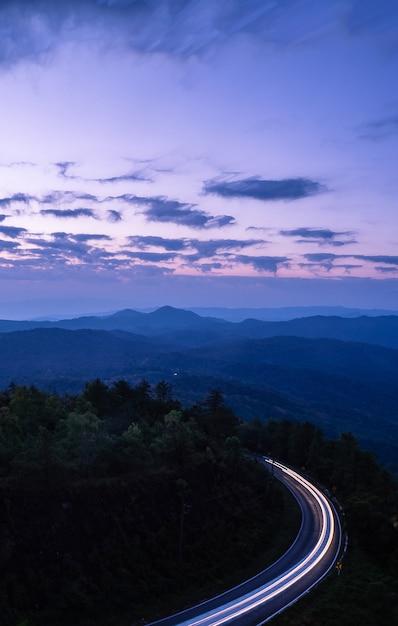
left=242, top=417, right=398, bottom=626
left=0, top=380, right=396, bottom=626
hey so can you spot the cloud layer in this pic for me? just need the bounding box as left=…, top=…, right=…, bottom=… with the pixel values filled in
left=1, top=0, right=398, bottom=67
left=204, top=177, right=324, bottom=201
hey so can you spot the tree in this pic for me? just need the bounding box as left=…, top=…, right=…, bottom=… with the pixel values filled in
left=83, top=378, right=110, bottom=418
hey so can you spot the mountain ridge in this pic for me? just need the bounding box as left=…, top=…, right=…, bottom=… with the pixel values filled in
left=0, top=306, right=397, bottom=348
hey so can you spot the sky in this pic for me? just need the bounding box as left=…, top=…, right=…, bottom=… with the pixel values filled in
left=1, top=0, right=398, bottom=318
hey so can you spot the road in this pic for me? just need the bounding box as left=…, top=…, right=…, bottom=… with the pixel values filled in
left=148, top=458, right=343, bottom=626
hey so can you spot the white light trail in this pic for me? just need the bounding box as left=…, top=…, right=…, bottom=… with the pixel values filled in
left=176, top=459, right=337, bottom=626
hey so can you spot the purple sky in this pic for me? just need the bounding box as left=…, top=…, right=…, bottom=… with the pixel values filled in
left=1, top=0, right=398, bottom=318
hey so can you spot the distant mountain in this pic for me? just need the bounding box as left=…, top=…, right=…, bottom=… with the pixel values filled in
left=0, top=306, right=398, bottom=349
left=1, top=324, right=398, bottom=472
left=0, top=328, right=164, bottom=392
left=0, top=306, right=226, bottom=335
left=188, top=305, right=398, bottom=322
left=235, top=315, right=398, bottom=349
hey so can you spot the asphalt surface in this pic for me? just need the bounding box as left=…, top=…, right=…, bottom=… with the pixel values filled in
left=148, top=458, right=343, bottom=626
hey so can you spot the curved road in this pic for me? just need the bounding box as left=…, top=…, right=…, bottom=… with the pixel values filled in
left=148, top=458, right=343, bottom=626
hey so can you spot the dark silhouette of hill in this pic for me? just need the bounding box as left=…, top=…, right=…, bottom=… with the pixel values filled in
left=237, top=315, right=398, bottom=348
left=1, top=306, right=397, bottom=348
left=189, top=305, right=398, bottom=321
left=0, top=323, right=398, bottom=471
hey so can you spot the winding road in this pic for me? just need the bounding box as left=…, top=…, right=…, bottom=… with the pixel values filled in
left=148, top=458, right=343, bottom=626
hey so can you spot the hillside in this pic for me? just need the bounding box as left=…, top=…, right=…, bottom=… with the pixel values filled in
left=1, top=306, right=398, bottom=348
left=0, top=318, right=397, bottom=472
left=0, top=382, right=397, bottom=626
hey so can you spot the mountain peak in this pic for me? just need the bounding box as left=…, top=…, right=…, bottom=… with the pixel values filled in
left=149, top=306, right=200, bottom=321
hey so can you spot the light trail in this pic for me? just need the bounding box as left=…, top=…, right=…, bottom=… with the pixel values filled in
left=174, top=459, right=338, bottom=626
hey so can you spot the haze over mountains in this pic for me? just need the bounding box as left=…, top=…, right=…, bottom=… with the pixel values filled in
left=1, top=305, right=398, bottom=473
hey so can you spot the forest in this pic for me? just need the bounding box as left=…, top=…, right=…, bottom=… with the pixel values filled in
left=0, top=379, right=397, bottom=626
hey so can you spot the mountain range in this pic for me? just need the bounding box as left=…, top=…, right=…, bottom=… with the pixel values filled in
left=1, top=305, right=398, bottom=472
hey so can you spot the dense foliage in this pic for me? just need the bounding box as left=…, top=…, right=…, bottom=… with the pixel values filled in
left=0, top=381, right=396, bottom=626
left=239, top=418, right=398, bottom=625
left=0, top=381, right=297, bottom=626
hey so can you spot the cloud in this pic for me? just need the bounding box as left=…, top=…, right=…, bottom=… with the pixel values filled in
left=0, top=238, right=19, bottom=250
left=354, top=255, right=398, bottom=266
left=124, top=251, right=177, bottom=263
left=357, top=115, right=398, bottom=140
left=128, top=195, right=236, bottom=229
left=55, top=161, right=150, bottom=184
left=55, top=161, right=76, bottom=178
left=126, top=237, right=266, bottom=265
left=193, top=262, right=224, bottom=273
left=191, top=238, right=266, bottom=257
left=71, top=233, right=112, bottom=243
left=141, top=198, right=205, bottom=227
left=24, top=233, right=114, bottom=267
left=0, top=225, right=27, bottom=238
left=234, top=254, right=290, bottom=273
left=127, top=236, right=189, bottom=252
left=0, top=215, right=7, bottom=222
left=106, top=209, right=123, bottom=223
left=280, top=227, right=356, bottom=246
left=304, top=253, right=398, bottom=270
left=94, top=172, right=151, bottom=184
left=304, top=253, right=340, bottom=262
left=0, top=193, right=33, bottom=208
left=0, top=1, right=321, bottom=66
left=375, top=266, right=398, bottom=273
left=40, top=191, right=100, bottom=205
left=40, top=208, right=98, bottom=219
left=203, top=176, right=324, bottom=201
left=2, top=1, right=397, bottom=69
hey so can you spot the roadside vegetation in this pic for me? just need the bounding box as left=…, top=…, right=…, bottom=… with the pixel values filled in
left=0, top=380, right=396, bottom=625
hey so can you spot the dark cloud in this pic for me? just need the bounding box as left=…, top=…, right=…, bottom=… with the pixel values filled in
left=106, top=194, right=137, bottom=205
left=142, top=198, right=205, bottom=227
left=304, top=253, right=340, bottom=262
left=24, top=233, right=114, bottom=268
left=107, top=210, right=123, bottom=223
left=126, top=236, right=265, bottom=258
left=0, top=193, right=33, bottom=207
left=203, top=177, right=324, bottom=201
left=192, top=262, right=224, bottom=273
left=40, top=208, right=98, bottom=219
left=191, top=238, right=266, bottom=257
left=334, top=264, right=363, bottom=272
left=1, top=1, right=396, bottom=67
left=127, top=236, right=189, bottom=251
left=124, top=251, right=177, bottom=263
left=375, top=266, right=398, bottom=273
left=299, top=261, right=362, bottom=274
left=304, top=253, right=398, bottom=269
left=299, top=240, right=356, bottom=248
left=0, top=225, right=27, bottom=238
left=55, top=161, right=76, bottom=178
left=355, top=255, right=398, bottom=266
left=40, top=191, right=100, bottom=205
left=357, top=115, right=398, bottom=140
left=95, top=172, right=150, bottom=184
left=0, top=215, right=7, bottom=222
left=0, top=238, right=19, bottom=250
left=281, top=227, right=349, bottom=239
left=206, top=214, right=236, bottom=227
left=129, top=195, right=236, bottom=229
left=235, top=254, right=290, bottom=273
left=280, top=227, right=356, bottom=246
left=71, top=234, right=112, bottom=242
